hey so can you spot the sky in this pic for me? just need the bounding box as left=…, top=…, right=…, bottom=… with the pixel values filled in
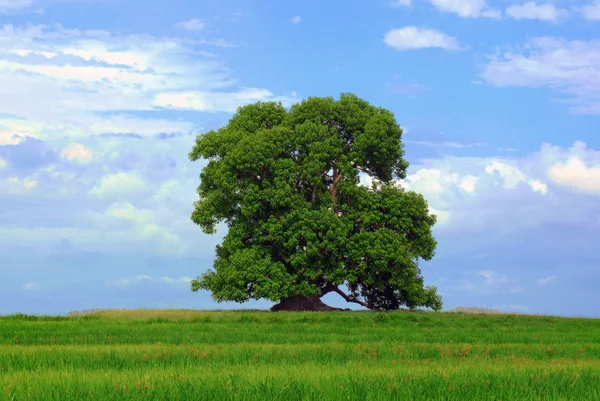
left=0, top=0, right=599, bottom=317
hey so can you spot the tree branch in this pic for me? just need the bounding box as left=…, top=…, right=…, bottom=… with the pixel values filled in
left=321, top=284, right=369, bottom=308
left=318, top=283, right=337, bottom=297
left=332, top=287, right=369, bottom=308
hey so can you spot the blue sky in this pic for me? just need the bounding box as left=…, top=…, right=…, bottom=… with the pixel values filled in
left=1, top=0, right=599, bottom=316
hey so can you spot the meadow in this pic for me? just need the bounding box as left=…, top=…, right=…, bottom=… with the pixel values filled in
left=1, top=309, right=599, bottom=400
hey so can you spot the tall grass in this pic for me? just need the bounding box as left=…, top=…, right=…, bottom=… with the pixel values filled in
left=1, top=309, right=599, bottom=400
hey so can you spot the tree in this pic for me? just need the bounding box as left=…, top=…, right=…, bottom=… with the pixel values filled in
left=189, top=93, right=442, bottom=312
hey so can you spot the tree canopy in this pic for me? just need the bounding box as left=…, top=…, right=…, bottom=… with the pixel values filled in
left=189, top=93, right=442, bottom=311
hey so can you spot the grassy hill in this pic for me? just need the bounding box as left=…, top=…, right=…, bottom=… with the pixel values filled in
left=1, top=309, right=599, bottom=400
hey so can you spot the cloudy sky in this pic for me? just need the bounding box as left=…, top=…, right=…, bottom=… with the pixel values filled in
left=1, top=0, right=599, bottom=316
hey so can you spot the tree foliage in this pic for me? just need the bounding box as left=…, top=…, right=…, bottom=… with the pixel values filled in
left=189, top=93, right=442, bottom=311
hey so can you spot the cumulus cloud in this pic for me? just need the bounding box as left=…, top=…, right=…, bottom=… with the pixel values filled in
left=537, top=275, right=557, bottom=286
left=290, top=16, right=301, bottom=24
left=0, top=132, right=220, bottom=258
left=359, top=147, right=564, bottom=230
left=384, top=26, right=461, bottom=51
left=89, top=172, right=146, bottom=198
left=60, top=143, right=93, bottom=163
left=175, top=18, right=206, bottom=31
left=506, top=2, right=565, bottom=21
left=426, top=0, right=500, bottom=18
left=480, top=37, right=600, bottom=114
left=529, top=180, right=548, bottom=194
left=485, top=160, right=546, bottom=193
left=403, top=168, right=481, bottom=198
left=386, top=140, right=600, bottom=235
left=548, top=157, right=600, bottom=194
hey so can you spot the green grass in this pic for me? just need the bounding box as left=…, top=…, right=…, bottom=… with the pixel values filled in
left=1, top=309, right=599, bottom=400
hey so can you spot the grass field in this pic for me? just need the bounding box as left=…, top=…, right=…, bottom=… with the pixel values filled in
left=1, top=309, right=599, bottom=400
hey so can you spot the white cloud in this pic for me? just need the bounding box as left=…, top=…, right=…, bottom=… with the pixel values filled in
left=0, top=133, right=214, bottom=257
left=459, top=175, right=479, bottom=193
left=90, top=172, right=146, bottom=198
left=581, top=1, right=600, bottom=20
left=429, top=206, right=451, bottom=225
left=506, top=2, right=565, bottom=21
left=0, top=23, right=291, bottom=140
left=404, top=169, right=446, bottom=197
left=397, top=168, right=481, bottom=226
left=154, top=88, right=297, bottom=113
left=290, top=16, right=301, bottom=24
left=60, top=143, right=93, bottom=163
left=404, top=168, right=481, bottom=198
left=485, top=160, right=546, bottom=191
left=529, top=180, right=548, bottom=194
left=0, top=135, right=211, bottom=256
left=392, top=0, right=412, bottom=6
left=548, top=157, right=600, bottom=194
left=480, top=37, right=600, bottom=114
left=107, top=275, right=192, bottom=287
left=426, top=0, right=500, bottom=18
left=384, top=26, right=461, bottom=51
left=175, top=18, right=206, bottom=31
left=537, top=275, right=557, bottom=286
left=22, top=281, right=39, bottom=291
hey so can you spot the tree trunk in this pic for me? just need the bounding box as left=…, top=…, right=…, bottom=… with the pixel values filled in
left=270, top=295, right=351, bottom=312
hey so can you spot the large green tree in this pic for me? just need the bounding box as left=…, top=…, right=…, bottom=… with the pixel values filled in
left=189, top=93, right=442, bottom=311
